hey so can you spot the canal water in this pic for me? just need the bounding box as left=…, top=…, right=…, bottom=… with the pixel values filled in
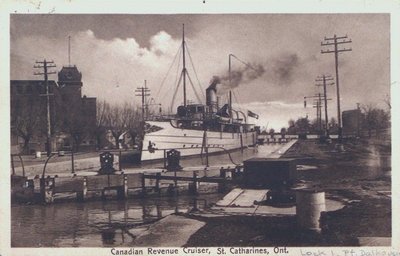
left=12, top=143, right=286, bottom=247
left=124, top=142, right=287, bottom=170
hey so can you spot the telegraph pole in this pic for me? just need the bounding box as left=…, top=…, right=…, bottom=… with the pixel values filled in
left=135, top=80, right=151, bottom=121
left=321, top=34, right=352, bottom=140
left=305, top=94, right=331, bottom=136
left=34, top=59, right=56, bottom=156
left=316, top=75, right=334, bottom=136
left=312, top=94, right=322, bottom=133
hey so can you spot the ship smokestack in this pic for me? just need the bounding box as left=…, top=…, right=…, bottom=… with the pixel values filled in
left=206, top=77, right=219, bottom=113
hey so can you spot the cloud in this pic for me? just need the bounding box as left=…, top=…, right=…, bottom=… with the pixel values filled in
left=11, top=29, right=182, bottom=106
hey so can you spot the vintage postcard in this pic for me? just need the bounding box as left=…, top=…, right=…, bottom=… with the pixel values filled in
left=1, top=0, right=398, bottom=255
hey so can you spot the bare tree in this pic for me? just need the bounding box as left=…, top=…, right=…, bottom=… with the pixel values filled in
left=95, top=100, right=111, bottom=148
left=63, top=101, right=89, bottom=152
left=105, top=103, right=141, bottom=149
left=11, top=98, right=45, bottom=154
left=362, top=104, right=390, bottom=138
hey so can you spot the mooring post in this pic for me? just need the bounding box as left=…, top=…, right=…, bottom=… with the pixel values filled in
left=218, top=168, right=226, bottom=193
left=192, top=171, right=198, bottom=195
left=71, top=150, right=75, bottom=174
left=163, top=149, right=167, bottom=169
left=119, top=150, right=122, bottom=172
left=40, top=177, right=54, bottom=204
left=77, top=176, right=88, bottom=201
left=155, top=172, right=161, bottom=194
left=117, top=174, right=128, bottom=200
left=123, top=174, right=128, bottom=198
left=141, top=173, right=146, bottom=197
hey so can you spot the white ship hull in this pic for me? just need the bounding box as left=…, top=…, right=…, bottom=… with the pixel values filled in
left=141, top=121, right=257, bottom=162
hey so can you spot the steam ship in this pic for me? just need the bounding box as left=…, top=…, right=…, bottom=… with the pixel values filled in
left=141, top=25, right=259, bottom=162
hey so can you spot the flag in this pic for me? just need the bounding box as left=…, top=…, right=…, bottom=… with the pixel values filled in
left=247, top=110, right=259, bottom=119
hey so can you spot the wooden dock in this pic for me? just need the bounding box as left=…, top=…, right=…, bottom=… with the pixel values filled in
left=13, top=166, right=243, bottom=204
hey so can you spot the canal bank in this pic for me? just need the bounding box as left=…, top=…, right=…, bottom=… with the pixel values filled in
left=11, top=141, right=298, bottom=247
left=183, top=138, right=391, bottom=246
left=12, top=138, right=391, bottom=247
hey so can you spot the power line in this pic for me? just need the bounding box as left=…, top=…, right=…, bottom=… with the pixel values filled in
left=135, top=80, right=151, bottom=121
left=34, top=59, right=57, bottom=156
left=321, top=34, right=352, bottom=140
left=316, top=74, right=335, bottom=136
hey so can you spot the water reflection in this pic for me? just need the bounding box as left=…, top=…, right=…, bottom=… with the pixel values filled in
left=12, top=194, right=222, bottom=247
left=12, top=143, right=288, bottom=247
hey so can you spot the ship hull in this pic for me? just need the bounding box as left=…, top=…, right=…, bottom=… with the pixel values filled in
left=141, top=121, right=257, bottom=162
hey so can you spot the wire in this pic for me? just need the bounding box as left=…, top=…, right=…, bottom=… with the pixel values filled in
left=231, top=54, right=259, bottom=72
left=170, top=72, right=183, bottom=113
left=160, top=47, right=182, bottom=109
left=185, top=42, right=205, bottom=100
left=155, top=46, right=182, bottom=99
left=186, top=72, right=203, bottom=104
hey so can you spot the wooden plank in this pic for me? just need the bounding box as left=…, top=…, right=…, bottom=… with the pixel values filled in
left=86, top=175, right=123, bottom=190
left=54, top=177, right=83, bottom=193
left=143, top=174, right=226, bottom=183
left=126, top=173, right=142, bottom=188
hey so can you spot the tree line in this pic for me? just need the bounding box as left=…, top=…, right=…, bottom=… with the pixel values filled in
left=95, top=100, right=143, bottom=150
left=270, top=104, right=390, bottom=137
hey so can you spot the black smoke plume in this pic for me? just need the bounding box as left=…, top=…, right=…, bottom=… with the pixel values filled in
left=271, top=53, right=299, bottom=85
left=210, top=63, right=265, bottom=95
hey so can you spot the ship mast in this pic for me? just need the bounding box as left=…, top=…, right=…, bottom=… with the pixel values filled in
left=228, top=54, right=233, bottom=122
left=182, top=24, right=187, bottom=107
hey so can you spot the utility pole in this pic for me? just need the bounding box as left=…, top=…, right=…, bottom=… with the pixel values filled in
left=321, top=34, right=352, bottom=141
left=305, top=94, right=331, bottom=136
left=312, top=95, right=322, bottom=134
left=34, top=59, right=56, bottom=156
left=135, top=80, right=151, bottom=122
left=316, top=75, right=334, bottom=136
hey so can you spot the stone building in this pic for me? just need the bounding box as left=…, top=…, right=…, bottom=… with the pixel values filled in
left=10, top=65, right=96, bottom=154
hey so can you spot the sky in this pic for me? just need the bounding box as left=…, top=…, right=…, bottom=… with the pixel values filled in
left=10, top=14, right=390, bottom=130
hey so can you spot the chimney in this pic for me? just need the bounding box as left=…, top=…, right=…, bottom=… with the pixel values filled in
left=206, top=79, right=218, bottom=113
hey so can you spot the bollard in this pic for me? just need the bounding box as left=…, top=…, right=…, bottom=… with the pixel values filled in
left=40, top=177, right=54, bottom=204
left=218, top=168, right=227, bottom=193
left=155, top=173, right=161, bottom=194
left=117, top=174, right=128, bottom=200
left=190, top=172, right=198, bottom=195
left=296, top=189, right=326, bottom=232
left=77, top=176, right=88, bottom=201
left=141, top=174, right=146, bottom=197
